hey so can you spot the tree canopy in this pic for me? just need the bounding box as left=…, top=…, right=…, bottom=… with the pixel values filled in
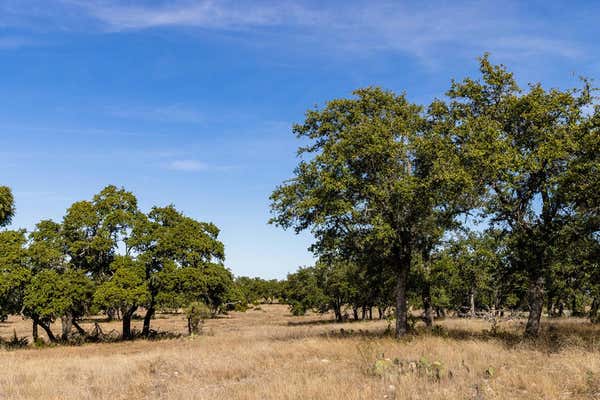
left=271, top=55, right=599, bottom=337
left=0, top=185, right=236, bottom=342
left=0, top=186, right=15, bottom=228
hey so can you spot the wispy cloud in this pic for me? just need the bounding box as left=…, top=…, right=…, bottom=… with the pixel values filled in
left=69, top=0, right=295, bottom=31
left=166, top=159, right=209, bottom=172
left=0, top=123, right=169, bottom=137
left=107, top=103, right=204, bottom=124
left=0, top=0, right=590, bottom=63
left=68, top=1, right=584, bottom=63
left=165, top=159, right=239, bottom=173
left=0, top=35, right=37, bottom=49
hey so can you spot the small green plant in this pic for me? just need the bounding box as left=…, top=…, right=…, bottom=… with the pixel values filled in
left=373, top=358, right=394, bottom=376
left=289, top=301, right=307, bottom=316
left=384, top=314, right=395, bottom=335
left=407, top=314, right=420, bottom=332
left=413, top=357, right=447, bottom=381
left=431, top=325, right=448, bottom=337
left=185, top=302, right=211, bottom=335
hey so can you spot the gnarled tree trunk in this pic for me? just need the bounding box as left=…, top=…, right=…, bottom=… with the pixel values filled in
left=60, top=313, right=73, bottom=341
left=525, top=276, right=545, bottom=337
left=142, top=303, right=155, bottom=337
left=72, top=319, right=86, bottom=336
left=122, top=306, right=137, bottom=340
left=34, top=317, right=57, bottom=343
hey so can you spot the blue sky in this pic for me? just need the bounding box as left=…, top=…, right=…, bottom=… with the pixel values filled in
left=1, top=0, right=599, bottom=279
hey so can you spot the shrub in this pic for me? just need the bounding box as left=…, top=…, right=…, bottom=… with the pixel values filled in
left=185, top=302, right=211, bottom=335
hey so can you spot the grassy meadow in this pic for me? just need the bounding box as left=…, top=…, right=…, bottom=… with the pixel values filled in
left=1, top=304, right=599, bottom=400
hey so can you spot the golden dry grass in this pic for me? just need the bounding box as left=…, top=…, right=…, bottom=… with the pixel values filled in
left=1, top=305, right=599, bottom=400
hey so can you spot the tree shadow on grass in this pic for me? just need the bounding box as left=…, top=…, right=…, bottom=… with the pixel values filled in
left=286, top=318, right=383, bottom=327
left=316, top=320, right=600, bottom=353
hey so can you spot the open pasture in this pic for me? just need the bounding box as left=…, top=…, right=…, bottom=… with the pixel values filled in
left=1, top=305, right=599, bottom=400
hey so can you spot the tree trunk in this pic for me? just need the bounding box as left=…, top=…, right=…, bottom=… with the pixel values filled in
left=353, top=307, right=359, bottom=320
left=333, top=304, right=342, bottom=322
left=122, top=306, right=137, bottom=340
left=492, top=289, right=500, bottom=316
left=60, top=313, right=73, bottom=341
left=72, top=319, right=86, bottom=336
left=571, top=297, right=582, bottom=317
left=469, top=288, right=476, bottom=318
left=368, top=307, right=372, bottom=320
left=35, top=318, right=57, bottom=343
left=590, top=298, right=599, bottom=324
left=558, top=301, right=565, bottom=317
left=378, top=307, right=384, bottom=320
left=188, top=317, right=203, bottom=335
left=394, top=251, right=411, bottom=337
left=525, top=276, right=545, bottom=337
left=142, top=304, right=155, bottom=337
left=32, top=320, right=38, bottom=341
left=435, top=307, right=446, bottom=319
left=547, top=294, right=556, bottom=317
left=422, top=282, right=434, bottom=327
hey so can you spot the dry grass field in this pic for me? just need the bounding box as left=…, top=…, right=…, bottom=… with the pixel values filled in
left=1, top=304, right=599, bottom=400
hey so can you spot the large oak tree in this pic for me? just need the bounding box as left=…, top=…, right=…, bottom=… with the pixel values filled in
left=270, top=88, right=471, bottom=336
left=446, top=55, right=599, bottom=336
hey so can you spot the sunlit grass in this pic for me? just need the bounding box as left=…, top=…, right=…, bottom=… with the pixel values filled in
left=0, top=305, right=598, bottom=399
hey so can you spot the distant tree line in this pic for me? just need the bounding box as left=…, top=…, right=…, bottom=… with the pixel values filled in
left=234, top=276, right=283, bottom=306
left=269, top=55, right=599, bottom=337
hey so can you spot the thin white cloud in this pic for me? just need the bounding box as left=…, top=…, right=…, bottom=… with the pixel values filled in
left=70, top=0, right=292, bottom=31
left=0, top=0, right=589, bottom=63
left=107, top=104, right=204, bottom=124
left=66, top=0, right=583, bottom=62
left=166, top=159, right=209, bottom=172
left=0, top=36, right=36, bottom=49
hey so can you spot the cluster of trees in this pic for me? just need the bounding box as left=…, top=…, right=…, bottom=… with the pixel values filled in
left=270, top=55, right=599, bottom=337
left=282, top=261, right=393, bottom=321
left=278, top=231, right=513, bottom=322
left=0, top=185, right=237, bottom=341
left=234, top=276, right=283, bottom=305
left=1, top=55, right=598, bottom=343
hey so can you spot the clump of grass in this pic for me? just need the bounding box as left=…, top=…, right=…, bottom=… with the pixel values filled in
left=1, top=329, right=29, bottom=350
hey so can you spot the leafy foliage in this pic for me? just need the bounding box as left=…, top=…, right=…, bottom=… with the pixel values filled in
left=0, top=186, right=15, bottom=227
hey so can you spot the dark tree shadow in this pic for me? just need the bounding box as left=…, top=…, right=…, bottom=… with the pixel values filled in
left=312, top=320, right=600, bottom=353
left=286, top=318, right=382, bottom=327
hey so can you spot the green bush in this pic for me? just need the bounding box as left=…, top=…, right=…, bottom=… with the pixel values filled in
left=185, top=302, right=211, bottom=335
